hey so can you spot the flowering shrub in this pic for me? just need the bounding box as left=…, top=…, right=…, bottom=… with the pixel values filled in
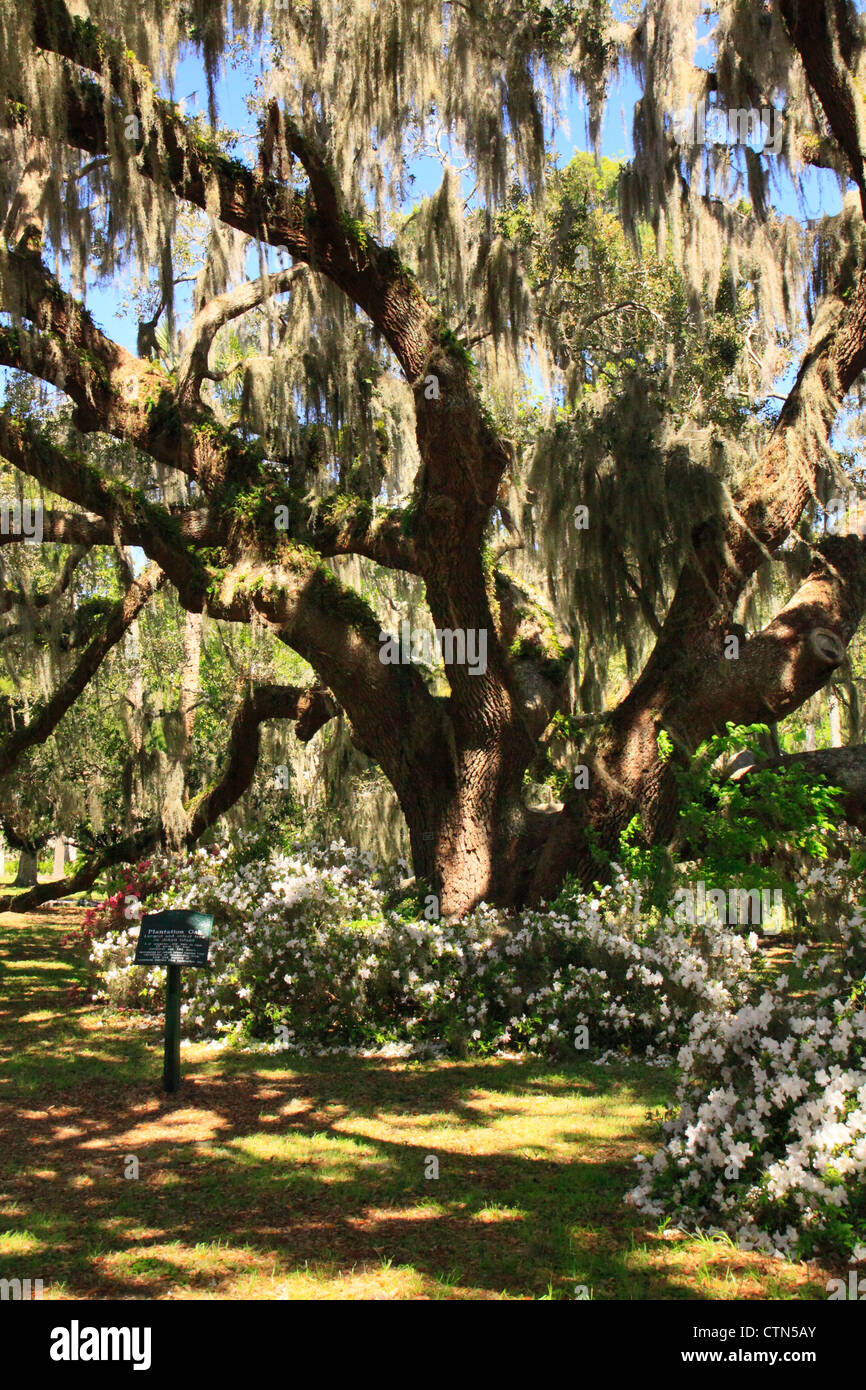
left=85, top=836, right=866, bottom=1260
left=60, top=858, right=166, bottom=1004
left=87, top=835, right=754, bottom=1060
left=628, top=889, right=866, bottom=1263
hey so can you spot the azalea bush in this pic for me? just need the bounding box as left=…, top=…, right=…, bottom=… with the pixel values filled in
left=86, top=834, right=754, bottom=1060
left=628, top=874, right=866, bottom=1263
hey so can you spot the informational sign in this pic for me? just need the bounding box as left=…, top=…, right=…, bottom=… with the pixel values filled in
left=132, top=909, right=214, bottom=1094
left=133, top=910, right=213, bottom=967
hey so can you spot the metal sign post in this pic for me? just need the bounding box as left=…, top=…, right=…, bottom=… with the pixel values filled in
left=163, top=962, right=182, bottom=1094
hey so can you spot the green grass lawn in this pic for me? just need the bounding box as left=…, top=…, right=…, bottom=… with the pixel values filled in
left=0, top=907, right=835, bottom=1300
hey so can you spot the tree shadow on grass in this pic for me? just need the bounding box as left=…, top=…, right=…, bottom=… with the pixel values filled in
left=0, top=909, right=827, bottom=1301
left=0, top=1045, right=746, bottom=1301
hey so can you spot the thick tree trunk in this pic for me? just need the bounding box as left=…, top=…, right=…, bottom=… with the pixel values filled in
left=52, top=836, right=66, bottom=878
left=13, top=848, right=39, bottom=887
left=400, top=741, right=532, bottom=917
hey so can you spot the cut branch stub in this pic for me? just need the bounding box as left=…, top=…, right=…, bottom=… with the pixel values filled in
left=807, top=626, right=846, bottom=670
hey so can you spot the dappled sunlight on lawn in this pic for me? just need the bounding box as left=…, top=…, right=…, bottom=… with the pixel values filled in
left=0, top=908, right=839, bottom=1301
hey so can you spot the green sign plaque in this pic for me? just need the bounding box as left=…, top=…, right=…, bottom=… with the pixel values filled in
left=133, top=910, right=213, bottom=966
left=133, top=910, right=214, bottom=1093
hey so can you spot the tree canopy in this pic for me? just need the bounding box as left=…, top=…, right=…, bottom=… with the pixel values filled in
left=1, top=0, right=865, bottom=915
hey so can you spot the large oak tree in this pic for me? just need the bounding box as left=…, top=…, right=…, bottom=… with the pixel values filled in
left=1, top=0, right=866, bottom=915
